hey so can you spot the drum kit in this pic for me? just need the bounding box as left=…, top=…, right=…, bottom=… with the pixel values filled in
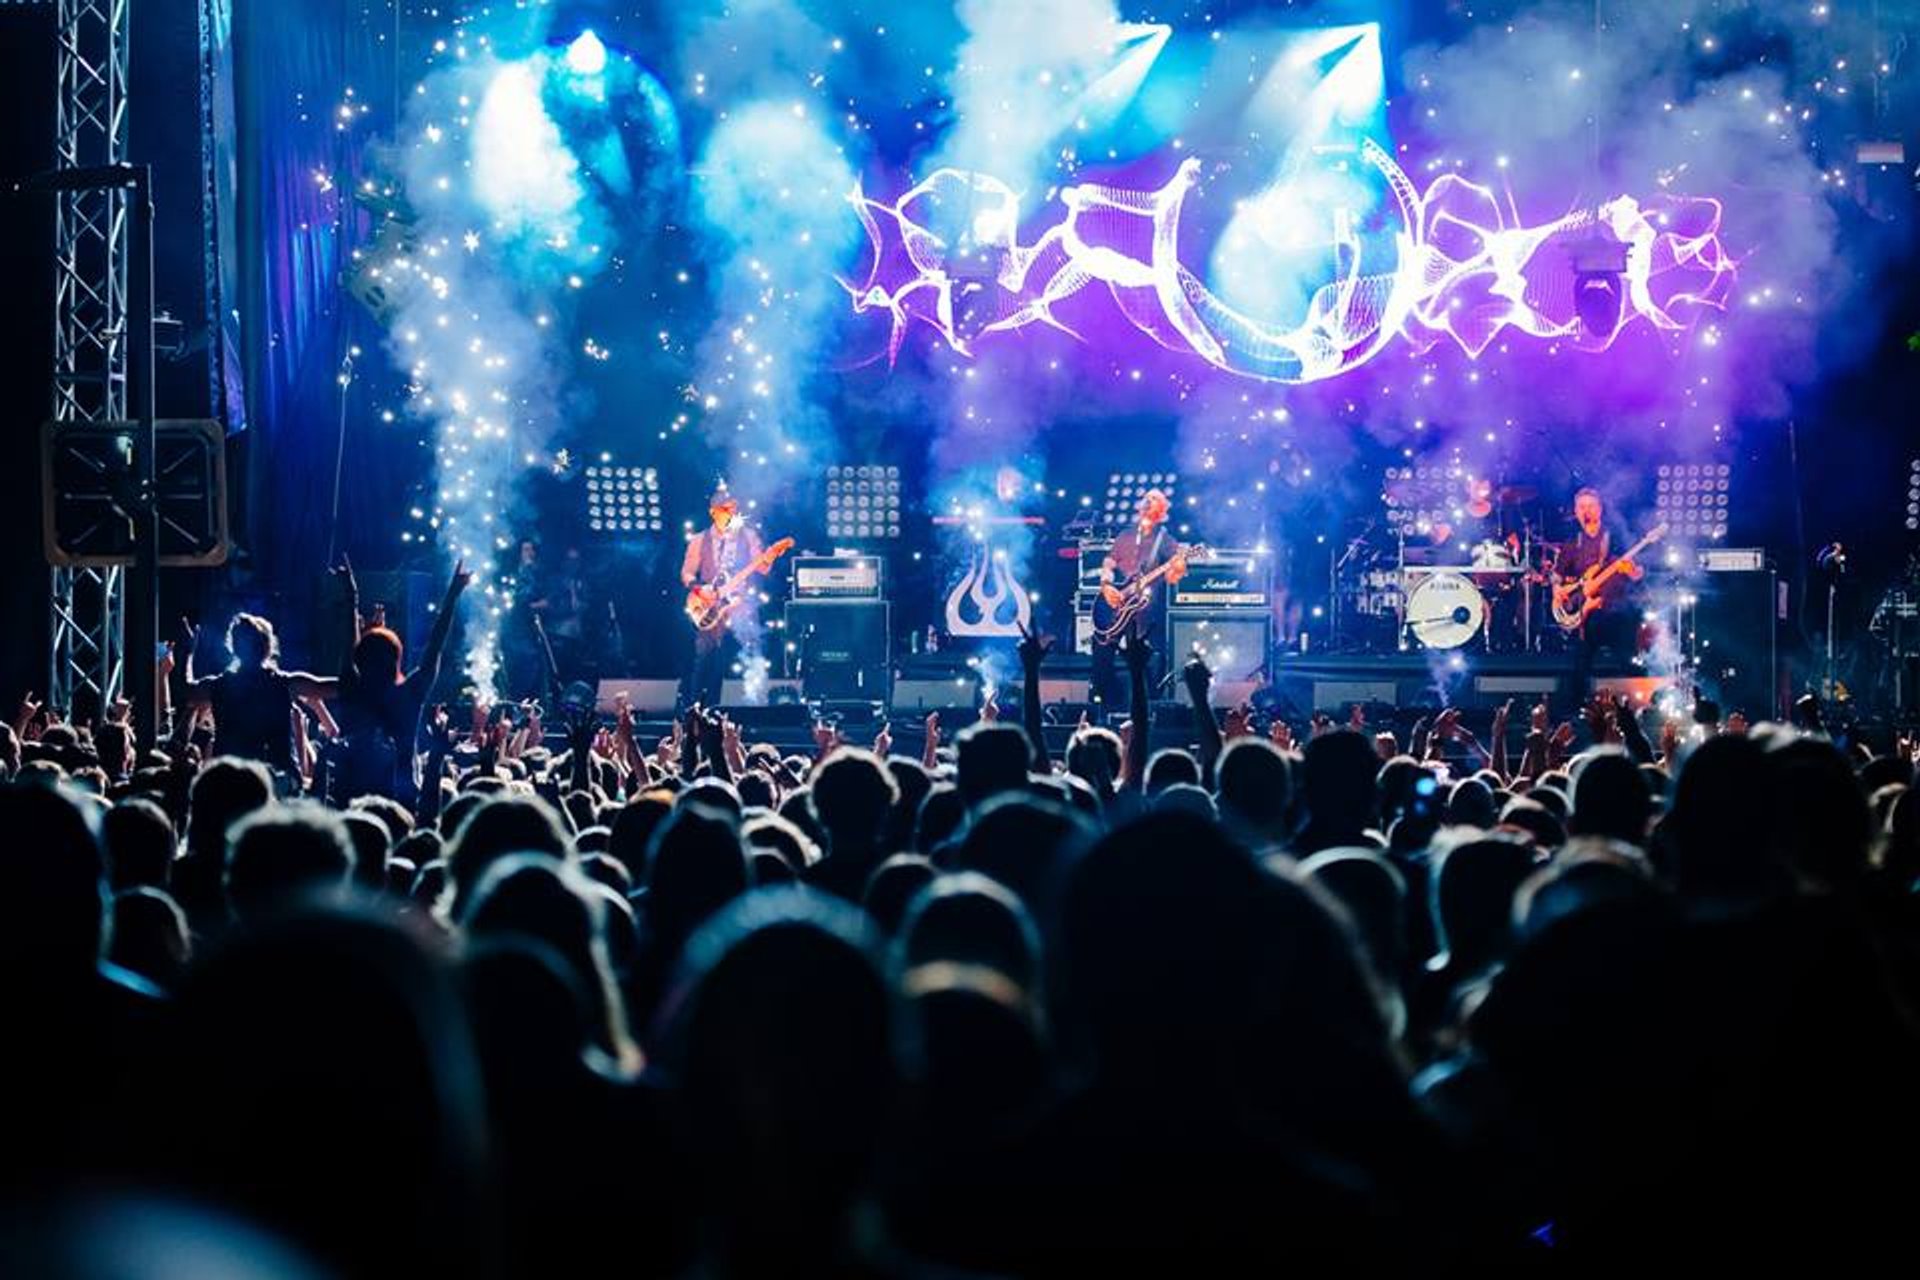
left=1345, top=475, right=1555, bottom=654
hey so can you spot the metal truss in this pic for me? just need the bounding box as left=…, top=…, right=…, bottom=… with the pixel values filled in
left=48, top=0, right=131, bottom=715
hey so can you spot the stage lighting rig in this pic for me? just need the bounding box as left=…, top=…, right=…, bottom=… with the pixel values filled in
left=1098, top=471, right=1180, bottom=532
left=1654, top=463, right=1731, bottom=544
left=583, top=461, right=662, bottom=535
left=825, top=465, right=902, bottom=541
left=1905, top=456, right=1918, bottom=533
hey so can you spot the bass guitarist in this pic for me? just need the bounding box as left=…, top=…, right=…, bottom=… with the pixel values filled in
left=1553, top=486, right=1645, bottom=687
left=1091, top=488, right=1190, bottom=707
left=681, top=484, right=765, bottom=709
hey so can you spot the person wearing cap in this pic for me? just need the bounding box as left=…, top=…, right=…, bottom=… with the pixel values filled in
left=680, top=486, right=765, bottom=709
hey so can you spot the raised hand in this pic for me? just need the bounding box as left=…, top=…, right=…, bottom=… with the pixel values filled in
left=426, top=704, right=455, bottom=753
left=1492, top=699, right=1513, bottom=735
left=1121, top=629, right=1152, bottom=674
left=1310, top=712, right=1335, bottom=739
left=979, top=686, right=1000, bottom=723
left=1182, top=655, right=1212, bottom=700
left=446, top=557, right=472, bottom=598
left=1348, top=702, right=1367, bottom=730
left=1016, top=621, right=1052, bottom=672
left=14, top=693, right=43, bottom=738
left=1531, top=698, right=1550, bottom=735
left=1659, top=718, right=1680, bottom=762
left=922, top=710, right=941, bottom=769
left=1374, top=730, right=1398, bottom=761
left=1223, top=703, right=1253, bottom=740
left=1269, top=718, right=1294, bottom=750
left=1551, top=720, right=1576, bottom=751
left=873, top=721, right=893, bottom=757
left=812, top=720, right=843, bottom=755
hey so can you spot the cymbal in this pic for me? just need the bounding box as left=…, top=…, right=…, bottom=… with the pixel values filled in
left=1495, top=484, right=1540, bottom=505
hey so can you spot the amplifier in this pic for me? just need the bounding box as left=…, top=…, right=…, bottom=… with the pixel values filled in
left=1076, top=539, right=1113, bottom=592
left=787, top=600, right=890, bottom=699
left=1168, top=611, right=1271, bottom=682
left=793, top=554, right=884, bottom=599
left=1170, top=548, right=1270, bottom=609
left=1697, top=547, right=1766, bottom=572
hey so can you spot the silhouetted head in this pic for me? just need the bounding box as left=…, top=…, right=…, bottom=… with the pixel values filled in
left=463, top=853, right=637, bottom=1071
left=1216, top=737, right=1292, bottom=843
left=169, top=904, right=489, bottom=1275
left=645, top=803, right=751, bottom=951
left=951, top=793, right=1092, bottom=914
left=103, top=797, right=176, bottom=890
left=954, top=722, right=1033, bottom=805
left=1445, top=777, right=1500, bottom=830
left=657, top=890, right=889, bottom=1261
left=224, top=803, right=354, bottom=923
left=863, top=853, right=937, bottom=937
left=1300, top=847, right=1407, bottom=987
left=0, top=781, right=108, bottom=973
left=108, top=886, right=191, bottom=989
left=744, top=812, right=820, bottom=873
left=607, top=790, right=672, bottom=884
left=1298, top=729, right=1380, bottom=850
left=444, top=794, right=571, bottom=914
left=809, top=749, right=899, bottom=857
left=1766, top=735, right=1873, bottom=889
left=186, top=758, right=273, bottom=863
left=1430, top=835, right=1540, bottom=972
left=352, top=626, right=404, bottom=687
left=897, top=871, right=1043, bottom=991
left=1663, top=732, right=1782, bottom=901
left=915, top=784, right=968, bottom=853
left=1568, top=747, right=1653, bottom=844
left=340, top=810, right=392, bottom=892
left=225, top=613, right=278, bottom=671
left=1144, top=749, right=1201, bottom=795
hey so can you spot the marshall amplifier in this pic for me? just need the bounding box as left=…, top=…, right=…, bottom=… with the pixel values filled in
left=793, top=554, right=884, bottom=599
left=1170, top=548, right=1270, bottom=610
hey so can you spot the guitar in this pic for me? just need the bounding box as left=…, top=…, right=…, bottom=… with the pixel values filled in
left=686, top=536, right=794, bottom=632
left=1093, top=544, right=1208, bottom=644
left=1552, top=524, right=1666, bottom=631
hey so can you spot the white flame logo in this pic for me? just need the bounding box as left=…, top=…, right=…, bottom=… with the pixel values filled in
left=945, top=545, right=1032, bottom=638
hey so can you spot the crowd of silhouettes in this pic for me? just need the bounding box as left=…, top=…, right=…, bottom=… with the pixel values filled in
left=4, top=606, right=1920, bottom=1276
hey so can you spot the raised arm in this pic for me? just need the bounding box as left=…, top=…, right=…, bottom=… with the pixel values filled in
left=415, top=560, right=472, bottom=689
left=1122, top=630, right=1152, bottom=792
left=1017, top=623, right=1052, bottom=772
left=1181, top=655, right=1225, bottom=786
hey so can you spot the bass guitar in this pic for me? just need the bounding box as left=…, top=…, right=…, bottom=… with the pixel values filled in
left=1092, top=544, right=1208, bottom=644
left=686, top=537, right=794, bottom=633
left=1552, top=524, right=1665, bottom=631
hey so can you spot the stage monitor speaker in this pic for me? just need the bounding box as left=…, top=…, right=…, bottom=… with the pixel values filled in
left=1691, top=568, right=1780, bottom=719
left=720, top=677, right=802, bottom=705
left=787, top=600, right=890, bottom=700
left=596, top=678, right=679, bottom=715
left=1168, top=612, right=1270, bottom=684
left=892, top=677, right=974, bottom=712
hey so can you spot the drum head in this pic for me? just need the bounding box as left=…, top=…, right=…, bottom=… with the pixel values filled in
left=1407, top=571, right=1486, bottom=649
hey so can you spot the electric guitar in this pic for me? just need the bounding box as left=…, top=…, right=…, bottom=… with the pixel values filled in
left=1552, top=524, right=1665, bottom=631
left=686, top=537, right=794, bottom=633
left=1092, top=544, right=1208, bottom=644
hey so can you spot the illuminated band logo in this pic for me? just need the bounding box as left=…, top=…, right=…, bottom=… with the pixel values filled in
left=844, top=139, right=1734, bottom=384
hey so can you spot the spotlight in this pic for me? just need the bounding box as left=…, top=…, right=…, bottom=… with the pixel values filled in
left=1906, top=456, right=1918, bottom=532
left=582, top=461, right=663, bottom=535
left=825, top=464, right=903, bottom=541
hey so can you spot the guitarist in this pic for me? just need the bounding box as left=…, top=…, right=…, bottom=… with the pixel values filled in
left=1092, top=488, right=1188, bottom=707
left=680, top=484, right=764, bottom=709
left=1555, top=487, right=1645, bottom=684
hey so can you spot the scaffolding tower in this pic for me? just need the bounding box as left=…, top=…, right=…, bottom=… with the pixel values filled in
left=47, top=0, right=131, bottom=716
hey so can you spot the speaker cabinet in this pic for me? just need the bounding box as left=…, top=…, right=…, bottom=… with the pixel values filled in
left=1690, top=568, right=1780, bottom=719
left=1168, top=611, right=1271, bottom=683
left=786, top=600, right=890, bottom=700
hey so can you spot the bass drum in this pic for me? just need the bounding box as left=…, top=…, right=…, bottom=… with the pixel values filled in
left=1405, top=571, right=1486, bottom=650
